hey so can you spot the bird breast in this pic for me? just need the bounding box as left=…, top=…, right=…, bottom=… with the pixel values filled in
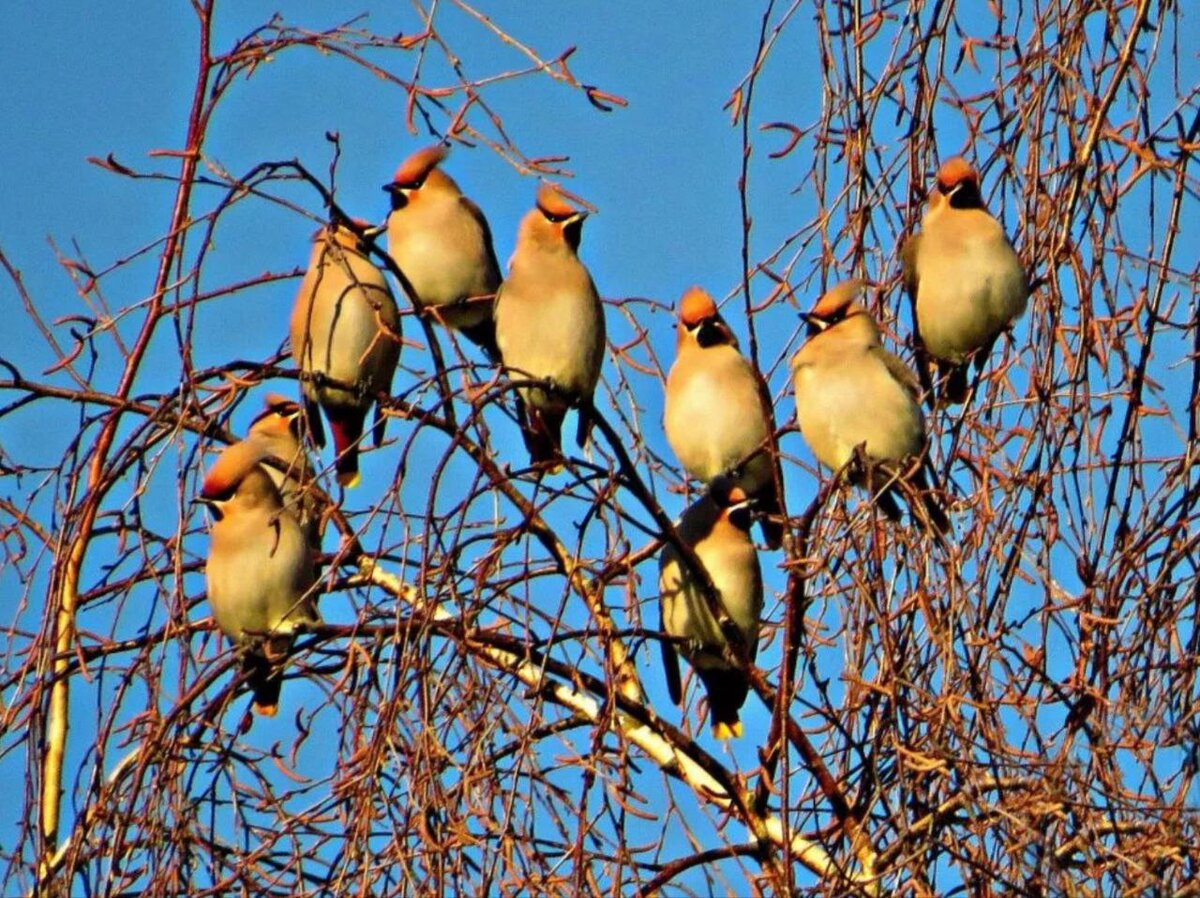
left=916, top=210, right=1027, bottom=362
left=665, top=347, right=770, bottom=489
left=388, top=199, right=496, bottom=314
left=659, top=536, right=760, bottom=666
left=496, top=267, right=604, bottom=404
left=793, top=346, right=924, bottom=469
left=206, top=509, right=317, bottom=644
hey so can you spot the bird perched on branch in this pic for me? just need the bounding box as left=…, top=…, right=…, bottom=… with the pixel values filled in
left=791, top=279, right=950, bottom=532
left=659, top=480, right=763, bottom=741
left=664, top=286, right=785, bottom=549
left=495, top=183, right=606, bottom=469
left=199, top=438, right=320, bottom=717
left=900, top=156, right=1029, bottom=403
left=383, top=144, right=501, bottom=360
left=290, top=221, right=400, bottom=488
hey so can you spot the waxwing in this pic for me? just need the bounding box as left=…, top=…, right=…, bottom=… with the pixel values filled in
left=664, top=286, right=785, bottom=549
left=791, top=280, right=950, bottom=532
left=290, top=221, right=401, bottom=487
left=199, top=438, right=320, bottom=716
left=659, top=481, right=763, bottom=740
left=383, top=145, right=501, bottom=360
left=900, top=156, right=1029, bottom=403
left=495, top=184, right=606, bottom=469
left=246, top=393, right=325, bottom=563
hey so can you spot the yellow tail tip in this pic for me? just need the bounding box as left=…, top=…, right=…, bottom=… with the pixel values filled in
left=712, top=720, right=743, bottom=741
left=338, top=470, right=362, bottom=489
left=252, top=702, right=279, bottom=718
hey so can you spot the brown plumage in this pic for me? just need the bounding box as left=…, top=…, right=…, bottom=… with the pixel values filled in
left=200, top=438, right=320, bottom=716
left=659, top=482, right=763, bottom=740
left=290, top=222, right=400, bottom=488
left=383, top=145, right=501, bottom=360
left=664, top=286, right=785, bottom=548
left=791, top=280, right=949, bottom=532
left=495, top=184, right=606, bottom=469
left=900, top=156, right=1029, bottom=403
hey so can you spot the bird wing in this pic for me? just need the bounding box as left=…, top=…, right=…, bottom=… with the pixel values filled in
left=873, top=344, right=923, bottom=402
left=660, top=624, right=683, bottom=707
left=899, top=232, right=921, bottom=302
left=459, top=195, right=502, bottom=286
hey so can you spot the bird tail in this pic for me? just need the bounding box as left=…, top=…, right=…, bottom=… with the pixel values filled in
left=661, top=638, right=683, bottom=708
left=696, top=667, right=750, bottom=741
left=942, top=361, right=971, bottom=405
left=325, top=408, right=367, bottom=488
left=517, top=397, right=565, bottom=470
left=910, top=464, right=951, bottom=534
left=243, top=654, right=282, bottom=718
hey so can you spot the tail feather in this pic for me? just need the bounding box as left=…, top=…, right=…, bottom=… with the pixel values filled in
left=911, top=465, right=951, bottom=534
left=517, top=397, right=565, bottom=469
left=875, top=487, right=905, bottom=523
left=303, top=396, right=326, bottom=449
left=661, top=638, right=683, bottom=708
left=696, top=667, right=750, bottom=741
left=942, top=362, right=971, bottom=405
left=574, top=403, right=594, bottom=451
left=326, top=408, right=367, bottom=488
left=243, top=654, right=281, bottom=718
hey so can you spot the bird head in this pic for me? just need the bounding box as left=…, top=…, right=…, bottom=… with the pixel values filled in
left=677, top=286, right=737, bottom=350
left=934, top=156, right=984, bottom=209
left=315, top=219, right=379, bottom=254
left=530, top=183, right=588, bottom=252
left=383, top=145, right=459, bottom=209
left=710, top=478, right=756, bottom=533
left=802, top=278, right=869, bottom=336
left=249, top=394, right=304, bottom=441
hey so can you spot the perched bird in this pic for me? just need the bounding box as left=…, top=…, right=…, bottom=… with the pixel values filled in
left=791, top=280, right=950, bottom=532
left=246, top=393, right=324, bottom=563
left=290, top=221, right=401, bottom=488
left=495, top=183, right=606, bottom=468
left=900, top=156, right=1029, bottom=403
left=199, top=438, right=320, bottom=717
left=659, top=481, right=763, bottom=741
left=383, top=145, right=501, bottom=359
left=664, top=286, right=785, bottom=549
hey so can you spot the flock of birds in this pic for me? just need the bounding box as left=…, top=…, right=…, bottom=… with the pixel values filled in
left=197, top=145, right=1029, bottom=738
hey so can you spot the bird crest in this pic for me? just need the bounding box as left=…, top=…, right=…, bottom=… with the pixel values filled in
left=678, top=287, right=719, bottom=328
left=935, top=156, right=979, bottom=191
left=391, top=145, right=449, bottom=187
left=201, top=440, right=272, bottom=499
left=535, top=183, right=581, bottom=221
left=809, top=278, right=867, bottom=322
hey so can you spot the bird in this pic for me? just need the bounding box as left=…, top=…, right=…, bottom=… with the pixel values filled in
left=659, top=480, right=763, bottom=741
left=663, top=286, right=785, bottom=549
left=494, top=183, right=606, bottom=469
left=791, top=279, right=950, bottom=532
left=383, top=144, right=501, bottom=360
left=900, top=156, right=1029, bottom=403
left=246, top=393, right=325, bottom=564
left=290, top=220, right=401, bottom=488
left=199, top=437, right=320, bottom=717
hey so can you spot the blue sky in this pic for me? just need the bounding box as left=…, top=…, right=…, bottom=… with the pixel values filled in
left=2, top=1, right=1197, bottom=893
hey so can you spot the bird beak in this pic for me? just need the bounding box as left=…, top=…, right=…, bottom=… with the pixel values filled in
left=361, top=223, right=387, bottom=239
